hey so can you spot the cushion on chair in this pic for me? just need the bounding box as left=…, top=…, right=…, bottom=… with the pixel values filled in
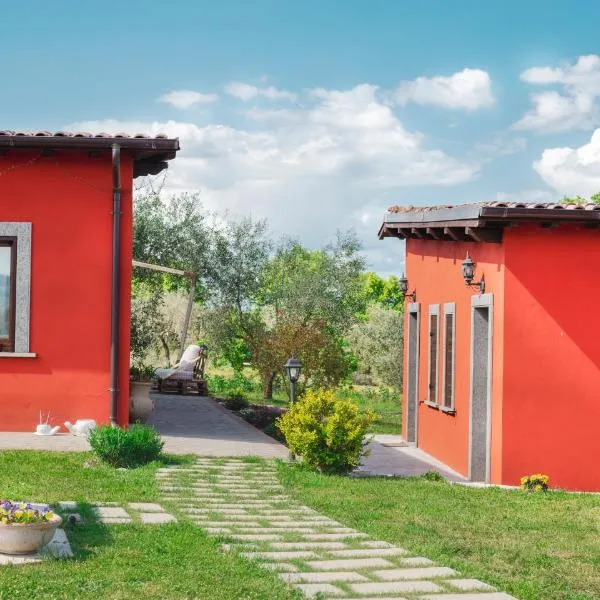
left=154, top=368, right=175, bottom=380
left=179, top=345, right=202, bottom=371
left=167, top=370, right=195, bottom=381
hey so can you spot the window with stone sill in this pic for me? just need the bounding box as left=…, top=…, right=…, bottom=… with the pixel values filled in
left=0, top=223, right=32, bottom=355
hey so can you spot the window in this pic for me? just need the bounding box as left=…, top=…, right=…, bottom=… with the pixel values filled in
left=0, top=223, right=32, bottom=356
left=427, top=304, right=440, bottom=405
left=0, top=240, right=16, bottom=352
left=442, top=303, right=456, bottom=412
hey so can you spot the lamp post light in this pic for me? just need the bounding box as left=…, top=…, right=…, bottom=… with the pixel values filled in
left=284, top=357, right=302, bottom=404
left=399, top=273, right=417, bottom=303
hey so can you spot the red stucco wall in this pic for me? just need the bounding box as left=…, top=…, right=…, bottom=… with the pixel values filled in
left=404, top=238, right=505, bottom=481
left=502, top=225, right=600, bottom=491
left=0, top=150, right=132, bottom=431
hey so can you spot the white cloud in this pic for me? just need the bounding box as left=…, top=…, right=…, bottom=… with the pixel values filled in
left=158, top=90, right=219, bottom=109
left=476, top=135, right=527, bottom=157
left=515, top=55, right=600, bottom=133
left=69, top=84, right=478, bottom=273
left=534, top=128, right=600, bottom=194
left=395, top=68, right=495, bottom=110
left=225, top=81, right=297, bottom=102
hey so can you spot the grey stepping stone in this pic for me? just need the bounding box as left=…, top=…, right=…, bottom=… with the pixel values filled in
left=446, top=579, right=496, bottom=592
left=205, top=528, right=232, bottom=534
left=307, top=558, right=395, bottom=571
left=42, top=528, right=74, bottom=558
left=330, top=548, right=409, bottom=558
left=360, top=540, right=394, bottom=548
left=128, top=503, right=164, bottom=512
left=202, top=521, right=261, bottom=527
left=281, top=571, right=368, bottom=583
left=0, top=553, right=41, bottom=565
left=349, top=581, right=442, bottom=595
left=264, top=521, right=319, bottom=527
left=270, top=542, right=348, bottom=550
left=139, top=513, right=176, bottom=524
left=203, top=514, right=260, bottom=521
left=373, top=567, right=457, bottom=580
left=242, top=551, right=318, bottom=560
left=238, top=527, right=316, bottom=534
left=261, top=562, right=299, bottom=572
left=420, top=595, right=515, bottom=600
left=100, top=517, right=132, bottom=524
left=57, top=501, right=78, bottom=510
left=302, top=533, right=367, bottom=540
left=94, top=506, right=130, bottom=519
left=230, top=534, right=282, bottom=541
left=185, top=508, right=248, bottom=514
left=399, top=556, right=435, bottom=567
left=295, top=583, right=344, bottom=597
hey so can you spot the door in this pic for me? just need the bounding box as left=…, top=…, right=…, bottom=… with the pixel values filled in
left=406, top=304, right=420, bottom=444
left=469, top=295, right=493, bottom=482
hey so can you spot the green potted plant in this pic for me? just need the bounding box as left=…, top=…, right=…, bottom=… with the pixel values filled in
left=0, top=501, right=62, bottom=555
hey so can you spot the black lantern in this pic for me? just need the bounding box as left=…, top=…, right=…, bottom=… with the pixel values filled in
left=399, top=273, right=417, bottom=303
left=284, top=357, right=302, bottom=404
left=461, top=253, right=485, bottom=294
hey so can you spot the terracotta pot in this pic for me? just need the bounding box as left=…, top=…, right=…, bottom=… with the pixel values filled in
left=129, top=381, right=154, bottom=423
left=0, top=516, right=62, bottom=555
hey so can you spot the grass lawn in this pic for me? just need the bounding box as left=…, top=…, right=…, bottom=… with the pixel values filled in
left=0, top=451, right=300, bottom=600
left=278, top=463, right=600, bottom=600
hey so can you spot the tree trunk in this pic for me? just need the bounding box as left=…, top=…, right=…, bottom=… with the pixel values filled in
left=160, top=336, right=172, bottom=366
left=263, top=372, right=276, bottom=400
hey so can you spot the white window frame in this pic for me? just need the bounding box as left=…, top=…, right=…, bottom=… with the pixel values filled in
left=426, top=304, right=440, bottom=407
left=0, top=222, right=34, bottom=357
left=442, top=302, right=456, bottom=413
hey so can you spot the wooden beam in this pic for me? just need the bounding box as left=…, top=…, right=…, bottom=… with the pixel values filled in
left=397, top=227, right=412, bottom=238
left=539, top=222, right=558, bottom=229
left=465, top=227, right=502, bottom=243
left=426, top=227, right=441, bottom=240
left=444, top=227, right=463, bottom=241
left=411, top=228, right=424, bottom=239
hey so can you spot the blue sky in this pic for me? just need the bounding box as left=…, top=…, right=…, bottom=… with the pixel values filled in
left=4, top=0, right=600, bottom=274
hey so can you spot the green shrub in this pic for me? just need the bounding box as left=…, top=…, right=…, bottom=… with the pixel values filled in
left=89, top=424, right=164, bottom=468
left=277, top=389, right=375, bottom=474
left=223, top=391, right=249, bottom=412
left=422, top=470, right=445, bottom=482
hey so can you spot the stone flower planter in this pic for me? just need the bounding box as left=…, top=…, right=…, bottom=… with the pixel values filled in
left=0, top=515, right=62, bottom=555
left=129, top=381, right=155, bottom=423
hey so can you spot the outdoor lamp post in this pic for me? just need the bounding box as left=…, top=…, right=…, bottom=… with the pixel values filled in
left=399, top=273, right=417, bottom=303
left=284, top=357, right=302, bottom=404
left=461, top=252, right=485, bottom=294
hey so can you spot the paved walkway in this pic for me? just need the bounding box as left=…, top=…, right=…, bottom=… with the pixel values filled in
left=148, top=393, right=290, bottom=458
left=159, top=457, right=515, bottom=600
left=358, top=436, right=467, bottom=482
left=0, top=394, right=289, bottom=458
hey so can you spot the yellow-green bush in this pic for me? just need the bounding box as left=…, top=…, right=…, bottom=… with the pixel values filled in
left=277, top=389, right=375, bottom=474
left=520, top=473, right=550, bottom=492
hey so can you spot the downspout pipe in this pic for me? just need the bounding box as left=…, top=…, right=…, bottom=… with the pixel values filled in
left=109, top=144, right=121, bottom=425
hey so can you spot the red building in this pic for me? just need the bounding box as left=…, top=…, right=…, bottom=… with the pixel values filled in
left=379, top=202, right=600, bottom=491
left=0, top=131, right=179, bottom=431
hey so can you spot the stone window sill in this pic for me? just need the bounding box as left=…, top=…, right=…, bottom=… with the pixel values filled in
left=424, top=400, right=439, bottom=410
left=0, top=352, right=37, bottom=358
left=441, top=406, right=456, bottom=416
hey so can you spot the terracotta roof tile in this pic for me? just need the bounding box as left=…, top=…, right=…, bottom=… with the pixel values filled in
left=0, top=130, right=169, bottom=140
left=387, top=201, right=600, bottom=213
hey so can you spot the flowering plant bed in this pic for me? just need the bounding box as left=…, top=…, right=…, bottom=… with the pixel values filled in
left=0, top=501, right=61, bottom=555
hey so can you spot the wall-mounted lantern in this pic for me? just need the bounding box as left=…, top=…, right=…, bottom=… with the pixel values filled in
left=461, top=252, right=485, bottom=294
left=399, top=273, right=417, bottom=303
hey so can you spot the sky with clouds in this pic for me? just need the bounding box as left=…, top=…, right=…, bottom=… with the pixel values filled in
left=3, top=0, right=600, bottom=275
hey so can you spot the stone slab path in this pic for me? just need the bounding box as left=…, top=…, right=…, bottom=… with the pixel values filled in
left=158, top=458, right=516, bottom=600
left=56, top=501, right=177, bottom=525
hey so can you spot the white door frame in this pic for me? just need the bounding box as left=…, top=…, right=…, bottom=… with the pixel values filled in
left=406, top=302, right=420, bottom=445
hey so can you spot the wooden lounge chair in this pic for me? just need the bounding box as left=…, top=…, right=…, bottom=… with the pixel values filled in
left=154, top=344, right=208, bottom=395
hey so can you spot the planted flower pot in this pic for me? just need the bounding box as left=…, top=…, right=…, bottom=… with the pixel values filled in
left=0, top=502, right=62, bottom=555
left=129, top=381, right=155, bottom=423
